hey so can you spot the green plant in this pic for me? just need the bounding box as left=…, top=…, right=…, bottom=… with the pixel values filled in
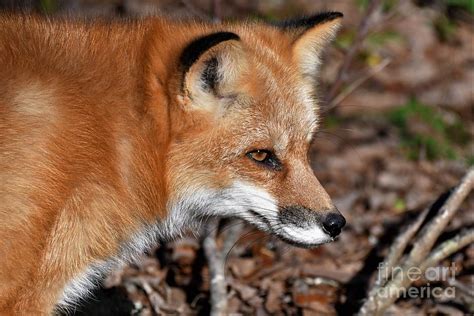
left=393, top=197, right=406, bottom=213
left=357, top=0, right=398, bottom=12
left=389, top=98, right=467, bottom=161
left=445, top=0, right=474, bottom=14
left=433, top=15, right=457, bottom=42
left=335, top=30, right=356, bottom=50
left=40, top=0, right=57, bottom=13
left=322, top=114, right=344, bottom=129
left=467, top=155, right=474, bottom=166
left=367, top=30, right=403, bottom=47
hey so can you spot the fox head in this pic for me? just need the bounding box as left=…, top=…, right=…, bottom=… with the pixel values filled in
left=161, top=12, right=345, bottom=247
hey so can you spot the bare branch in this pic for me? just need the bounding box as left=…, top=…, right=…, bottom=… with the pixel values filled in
left=127, top=276, right=165, bottom=315
left=181, top=0, right=212, bottom=21
left=325, top=0, right=383, bottom=108
left=406, top=168, right=474, bottom=267
left=373, top=204, right=430, bottom=289
left=202, top=219, right=245, bottom=315
left=359, top=167, right=474, bottom=316
left=211, top=0, right=222, bottom=22
left=203, top=219, right=228, bottom=316
left=447, top=278, right=474, bottom=297
left=420, top=228, right=474, bottom=270
left=330, top=58, right=391, bottom=108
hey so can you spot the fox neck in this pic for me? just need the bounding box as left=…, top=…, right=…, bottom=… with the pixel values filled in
left=133, top=21, right=204, bottom=220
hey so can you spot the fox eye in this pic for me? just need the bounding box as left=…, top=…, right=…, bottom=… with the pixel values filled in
left=248, top=150, right=268, bottom=162
left=247, top=150, right=282, bottom=171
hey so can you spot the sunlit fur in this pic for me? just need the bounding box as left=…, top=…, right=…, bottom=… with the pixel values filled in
left=0, top=13, right=342, bottom=314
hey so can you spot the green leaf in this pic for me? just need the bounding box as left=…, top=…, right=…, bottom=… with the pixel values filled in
left=388, top=98, right=464, bottom=161
left=445, top=0, right=474, bottom=14
left=40, top=0, right=57, bottom=13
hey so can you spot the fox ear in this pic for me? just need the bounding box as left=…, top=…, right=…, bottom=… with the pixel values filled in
left=179, top=32, right=247, bottom=113
left=280, top=12, right=343, bottom=83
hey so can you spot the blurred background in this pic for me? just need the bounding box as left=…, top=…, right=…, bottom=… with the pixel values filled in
left=1, top=0, right=472, bottom=315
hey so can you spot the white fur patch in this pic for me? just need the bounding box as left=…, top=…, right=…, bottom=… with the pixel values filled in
left=222, top=181, right=279, bottom=230
left=279, top=224, right=332, bottom=246
left=13, top=81, right=58, bottom=122
left=165, top=180, right=279, bottom=233
left=298, top=83, right=319, bottom=142
left=58, top=180, right=328, bottom=307
left=58, top=260, right=113, bottom=310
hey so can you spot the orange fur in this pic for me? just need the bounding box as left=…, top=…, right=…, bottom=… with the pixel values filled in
left=0, top=13, right=343, bottom=314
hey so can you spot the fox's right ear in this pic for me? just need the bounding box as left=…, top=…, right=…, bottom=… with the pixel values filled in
left=278, top=12, right=343, bottom=84
left=178, top=32, right=248, bottom=115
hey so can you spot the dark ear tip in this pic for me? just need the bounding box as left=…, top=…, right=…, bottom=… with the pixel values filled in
left=329, top=11, right=344, bottom=19
left=276, top=11, right=344, bottom=30
left=179, top=32, right=240, bottom=73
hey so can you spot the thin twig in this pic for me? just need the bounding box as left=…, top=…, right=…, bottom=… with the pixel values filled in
left=420, top=228, right=474, bottom=270
left=359, top=167, right=474, bottom=315
left=406, top=168, right=474, bottom=267
left=211, top=0, right=222, bottom=22
left=128, top=277, right=165, bottom=315
left=181, top=0, right=212, bottom=21
left=203, top=219, right=245, bottom=315
left=330, top=58, right=391, bottom=108
left=203, top=219, right=228, bottom=316
left=326, top=0, right=383, bottom=108
left=373, top=204, right=430, bottom=289
left=447, top=278, right=474, bottom=297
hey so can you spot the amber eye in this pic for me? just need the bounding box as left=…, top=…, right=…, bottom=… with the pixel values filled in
left=246, top=149, right=282, bottom=171
left=248, top=150, right=268, bottom=162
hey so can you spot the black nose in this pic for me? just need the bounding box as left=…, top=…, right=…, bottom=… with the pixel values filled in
left=322, top=213, right=346, bottom=238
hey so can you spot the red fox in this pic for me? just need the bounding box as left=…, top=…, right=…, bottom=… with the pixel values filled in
left=0, top=12, right=346, bottom=314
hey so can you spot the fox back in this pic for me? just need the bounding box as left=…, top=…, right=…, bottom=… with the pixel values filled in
left=0, top=13, right=345, bottom=314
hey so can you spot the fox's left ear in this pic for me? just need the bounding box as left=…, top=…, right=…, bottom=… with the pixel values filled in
left=178, top=31, right=248, bottom=114
left=279, top=12, right=343, bottom=83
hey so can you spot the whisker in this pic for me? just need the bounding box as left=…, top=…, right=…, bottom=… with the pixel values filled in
left=223, top=231, right=268, bottom=279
